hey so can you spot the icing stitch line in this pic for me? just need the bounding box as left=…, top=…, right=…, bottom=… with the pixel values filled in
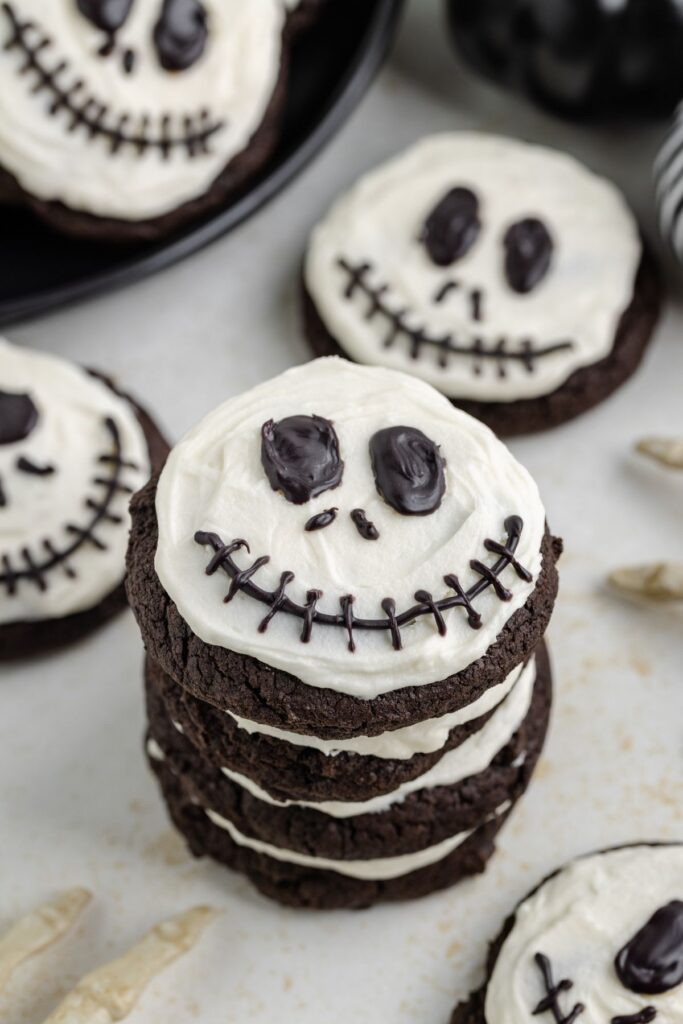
left=336, top=258, right=574, bottom=376
left=0, top=416, right=138, bottom=595
left=194, top=514, right=532, bottom=652
left=1, top=3, right=225, bottom=158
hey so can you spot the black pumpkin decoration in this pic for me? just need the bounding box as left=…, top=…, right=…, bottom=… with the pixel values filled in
left=446, top=0, right=683, bottom=120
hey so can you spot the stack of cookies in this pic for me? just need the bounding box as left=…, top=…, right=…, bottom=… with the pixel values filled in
left=127, top=358, right=562, bottom=909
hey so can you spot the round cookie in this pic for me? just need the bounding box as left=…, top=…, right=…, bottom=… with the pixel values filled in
left=144, top=652, right=537, bottom=802
left=145, top=643, right=550, bottom=865
left=0, top=0, right=291, bottom=241
left=0, top=337, right=167, bottom=659
left=126, top=357, right=561, bottom=736
left=303, top=133, right=661, bottom=436
left=451, top=844, right=683, bottom=1024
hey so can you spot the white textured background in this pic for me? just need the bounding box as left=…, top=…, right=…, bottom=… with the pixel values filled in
left=1, top=2, right=682, bottom=1021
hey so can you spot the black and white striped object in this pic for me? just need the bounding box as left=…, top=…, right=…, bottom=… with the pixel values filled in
left=655, top=105, right=683, bottom=264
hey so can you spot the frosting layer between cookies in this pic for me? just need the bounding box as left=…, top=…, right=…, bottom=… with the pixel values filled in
left=154, top=358, right=546, bottom=695
left=223, top=658, right=524, bottom=759
left=486, top=845, right=683, bottom=1023
left=217, top=656, right=535, bottom=816
left=305, top=133, right=641, bottom=403
left=0, top=339, right=150, bottom=624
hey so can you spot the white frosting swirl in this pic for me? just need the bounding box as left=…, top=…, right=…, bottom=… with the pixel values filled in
left=0, top=338, right=150, bottom=624
left=218, top=656, right=536, bottom=817
left=154, top=358, right=545, bottom=695
left=486, top=846, right=683, bottom=1024
left=305, top=133, right=641, bottom=403
left=224, top=658, right=524, bottom=759
left=0, top=0, right=284, bottom=220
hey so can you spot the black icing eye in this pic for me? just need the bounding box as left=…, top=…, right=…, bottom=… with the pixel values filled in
left=0, top=390, right=38, bottom=445
left=369, top=426, right=446, bottom=516
left=153, top=0, right=208, bottom=72
left=615, top=900, right=683, bottom=995
left=421, top=187, right=481, bottom=267
left=503, top=217, right=554, bottom=294
left=76, top=0, right=134, bottom=34
left=261, top=415, right=344, bottom=505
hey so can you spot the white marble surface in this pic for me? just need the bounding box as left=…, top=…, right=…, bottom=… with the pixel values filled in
left=1, top=3, right=682, bottom=1022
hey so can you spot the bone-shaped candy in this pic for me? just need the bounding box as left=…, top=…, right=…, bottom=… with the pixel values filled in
left=41, top=905, right=218, bottom=1024
left=0, top=888, right=91, bottom=993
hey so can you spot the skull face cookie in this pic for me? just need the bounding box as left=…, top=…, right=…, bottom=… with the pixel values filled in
left=304, top=133, right=661, bottom=436
left=451, top=845, right=683, bottom=1024
left=0, top=338, right=166, bottom=658
left=127, top=359, right=560, bottom=908
left=0, top=0, right=289, bottom=238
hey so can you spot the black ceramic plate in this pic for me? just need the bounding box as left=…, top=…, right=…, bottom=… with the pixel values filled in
left=0, top=0, right=403, bottom=326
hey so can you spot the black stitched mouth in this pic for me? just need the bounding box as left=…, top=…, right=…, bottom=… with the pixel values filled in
left=337, top=257, right=574, bottom=377
left=194, top=514, right=531, bottom=653
left=2, top=2, right=225, bottom=158
left=0, top=417, right=138, bottom=596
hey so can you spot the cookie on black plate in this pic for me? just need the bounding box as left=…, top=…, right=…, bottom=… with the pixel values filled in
left=303, top=133, right=661, bottom=436
left=0, top=337, right=167, bottom=659
left=0, top=0, right=293, bottom=241
left=451, top=843, right=683, bottom=1023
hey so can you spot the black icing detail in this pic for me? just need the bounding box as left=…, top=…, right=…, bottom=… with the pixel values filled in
left=615, top=901, right=683, bottom=995
left=612, top=1010, right=657, bottom=1024
left=350, top=508, right=379, bottom=540
left=76, top=0, right=134, bottom=34
left=193, top=514, right=529, bottom=651
left=261, top=415, right=344, bottom=506
left=153, top=0, right=208, bottom=72
left=337, top=258, right=574, bottom=374
left=0, top=390, right=38, bottom=445
left=304, top=508, right=338, bottom=532
left=16, top=456, right=56, bottom=476
left=533, top=952, right=585, bottom=1024
left=503, top=217, right=554, bottom=294
left=0, top=417, right=137, bottom=596
left=421, top=187, right=481, bottom=266
left=2, top=3, right=224, bottom=157
left=369, top=426, right=446, bottom=516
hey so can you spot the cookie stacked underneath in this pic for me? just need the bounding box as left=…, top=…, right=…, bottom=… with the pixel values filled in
left=127, top=358, right=562, bottom=909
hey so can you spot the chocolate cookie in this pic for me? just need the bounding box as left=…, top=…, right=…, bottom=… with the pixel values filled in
left=126, top=359, right=560, bottom=737
left=0, top=338, right=168, bottom=660
left=450, top=844, right=683, bottom=1023
left=144, top=646, right=545, bottom=803
left=150, top=757, right=517, bottom=910
left=128, top=358, right=559, bottom=908
left=0, top=1, right=291, bottom=242
left=303, top=133, right=661, bottom=436
left=146, top=642, right=550, bottom=863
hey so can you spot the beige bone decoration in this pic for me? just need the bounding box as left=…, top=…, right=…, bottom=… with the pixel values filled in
left=609, top=562, right=683, bottom=600
left=41, top=905, right=217, bottom=1024
left=608, top=437, right=683, bottom=602
left=636, top=437, right=683, bottom=469
left=0, top=888, right=91, bottom=993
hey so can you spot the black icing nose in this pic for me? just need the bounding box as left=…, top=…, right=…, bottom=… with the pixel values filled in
left=0, top=390, right=38, bottom=445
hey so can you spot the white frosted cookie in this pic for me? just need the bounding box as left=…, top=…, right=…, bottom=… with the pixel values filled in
left=304, top=133, right=659, bottom=435
left=453, top=845, right=683, bottom=1024
left=0, top=0, right=289, bottom=236
left=154, top=357, right=547, bottom=696
left=0, top=337, right=162, bottom=656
